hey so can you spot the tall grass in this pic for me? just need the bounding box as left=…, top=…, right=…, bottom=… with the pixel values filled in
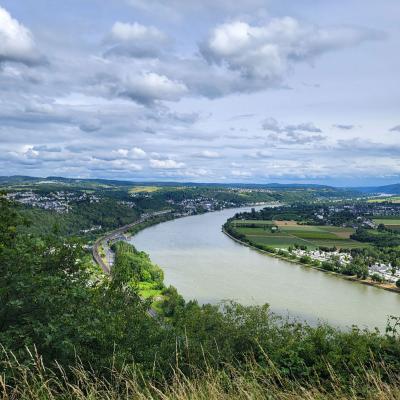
left=1, top=349, right=400, bottom=400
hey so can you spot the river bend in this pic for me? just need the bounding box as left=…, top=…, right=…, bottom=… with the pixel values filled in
left=130, top=207, right=400, bottom=330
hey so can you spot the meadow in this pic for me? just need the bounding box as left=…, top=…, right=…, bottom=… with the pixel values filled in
left=373, top=216, right=400, bottom=231
left=233, top=219, right=366, bottom=249
left=368, top=196, right=400, bottom=203
left=129, top=185, right=163, bottom=193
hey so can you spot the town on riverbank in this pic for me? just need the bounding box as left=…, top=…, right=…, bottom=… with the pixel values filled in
left=224, top=202, right=400, bottom=293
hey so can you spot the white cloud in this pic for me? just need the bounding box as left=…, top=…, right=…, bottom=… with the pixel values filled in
left=261, top=118, right=324, bottom=146
left=149, top=158, right=185, bottom=169
left=110, top=21, right=166, bottom=43
left=390, top=125, right=400, bottom=133
left=125, top=0, right=267, bottom=18
left=119, top=72, right=188, bottom=104
left=0, top=7, right=41, bottom=65
left=105, top=22, right=168, bottom=58
left=333, top=124, right=355, bottom=130
left=231, top=170, right=252, bottom=177
left=195, top=150, right=221, bottom=158
left=201, top=18, right=381, bottom=84
left=129, top=147, right=147, bottom=159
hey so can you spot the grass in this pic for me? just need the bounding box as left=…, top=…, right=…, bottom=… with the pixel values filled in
left=368, top=196, right=400, bottom=203
left=310, top=239, right=370, bottom=249
left=236, top=223, right=364, bottom=249
left=129, top=186, right=162, bottom=193
left=235, top=227, right=281, bottom=235
left=247, top=235, right=312, bottom=248
left=373, top=218, right=400, bottom=230
left=232, top=219, right=274, bottom=225
left=137, top=281, right=163, bottom=299
left=373, top=221, right=400, bottom=232
left=2, top=352, right=400, bottom=400
left=282, top=230, right=339, bottom=239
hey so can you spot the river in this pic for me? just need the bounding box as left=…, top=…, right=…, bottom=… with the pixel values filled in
left=130, top=207, right=400, bottom=331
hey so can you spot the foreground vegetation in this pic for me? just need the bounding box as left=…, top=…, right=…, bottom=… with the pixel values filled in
left=2, top=195, right=400, bottom=399
left=3, top=355, right=400, bottom=399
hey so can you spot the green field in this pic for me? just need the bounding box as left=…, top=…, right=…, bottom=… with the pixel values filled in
left=373, top=218, right=400, bottom=225
left=372, top=217, right=400, bottom=231
left=232, top=219, right=274, bottom=225
left=129, top=186, right=162, bottom=193
left=368, top=196, right=400, bottom=203
left=235, top=222, right=367, bottom=249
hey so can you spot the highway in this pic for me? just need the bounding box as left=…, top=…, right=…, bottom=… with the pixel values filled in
left=92, top=212, right=173, bottom=319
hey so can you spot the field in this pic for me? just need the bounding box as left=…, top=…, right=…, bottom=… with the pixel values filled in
left=373, top=216, right=400, bottom=231
left=129, top=185, right=162, bottom=193
left=368, top=196, right=400, bottom=203
left=234, top=220, right=367, bottom=249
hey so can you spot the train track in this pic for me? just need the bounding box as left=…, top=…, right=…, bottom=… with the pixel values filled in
left=92, top=213, right=172, bottom=319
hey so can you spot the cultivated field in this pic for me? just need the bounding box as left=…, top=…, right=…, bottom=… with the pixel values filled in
left=368, top=196, right=400, bottom=203
left=234, top=220, right=367, bottom=249
left=373, top=216, right=400, bottom=231
left=129, top=185, right=162, bottom=193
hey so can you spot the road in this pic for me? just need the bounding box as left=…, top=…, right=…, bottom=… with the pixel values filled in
left=92, top=210, right=173, bottom=273
left=92, top=217, right=148, bottom=274
left=92, top=211, right=173, bottom=319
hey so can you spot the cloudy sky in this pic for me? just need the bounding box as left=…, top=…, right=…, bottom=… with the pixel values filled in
left=0, top=0, right=399, bottom=186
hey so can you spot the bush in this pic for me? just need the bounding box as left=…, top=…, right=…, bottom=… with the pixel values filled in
left=299, top=255, right=312, bottom=264
left=371, top=273, right=384, bottom=283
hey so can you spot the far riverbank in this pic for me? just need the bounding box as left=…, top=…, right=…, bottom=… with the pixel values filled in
left=222, top=227, right=400, bottom=295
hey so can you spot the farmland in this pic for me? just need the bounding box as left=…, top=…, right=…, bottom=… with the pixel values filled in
left=373, top=216, right=400, bottom=231
left=232, top=219, right=367, bottom=249
left=129, top=185, right=163, bottom=193
left=368, top=196, right=400, bottom=203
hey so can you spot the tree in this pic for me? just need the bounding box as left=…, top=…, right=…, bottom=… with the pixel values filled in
left=0, top=196, right=170, bottom=372
left=396, top=279, right=400, bottom=288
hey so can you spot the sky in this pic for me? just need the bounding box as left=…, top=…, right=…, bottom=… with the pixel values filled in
left=0, top=0, right=399, bottom=186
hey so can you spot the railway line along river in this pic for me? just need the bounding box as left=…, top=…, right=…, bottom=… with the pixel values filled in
left=130, top=206, right=400, bottom=331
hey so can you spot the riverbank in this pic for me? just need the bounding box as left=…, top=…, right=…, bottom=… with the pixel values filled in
left=222, top=227, right=400, bottom=295
left=92, top=203, right=271, bottom=272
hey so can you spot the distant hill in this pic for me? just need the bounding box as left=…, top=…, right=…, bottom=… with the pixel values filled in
left=354, top=183, right=400, bottom=194
left=0, top=175, right=337, bottom=190
left=2, top=174, right=398, bottom=194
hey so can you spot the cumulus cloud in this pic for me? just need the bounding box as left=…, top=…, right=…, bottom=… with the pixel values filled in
left=262, top=118, right=322, bottom=134
left=201, top=18, right=381, bottom=87
left=79, top=119, right=101, bottom=132
left=335, top=138, right=400, bottom=155
left=149, top=158, right=185, bottom=169
left=115, top=147, right=147, bottom=159
left=194, top=150, right=221, bottom=159
left=390, top=125, right=400, bottom=132
left=105, top=21, right=168, bottom=58
left=260, top=118, right=325, bottom=146
left=231, top=170, right=252, bottom=177
left=32, top=145, right=62, bottom=152
left=125, top=0, right=267, bottom=18
left=247, top=150, right=273, bottom=159
left=118, top=72, right=188, bottom=104
left=333, top=124, right=355, bottom=130
left=0, top=7, right=41, bottom=65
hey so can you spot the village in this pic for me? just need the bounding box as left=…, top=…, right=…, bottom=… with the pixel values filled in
left=6, top=190, right=100, bottom=213
left=290, top=248, right=400, bottom=283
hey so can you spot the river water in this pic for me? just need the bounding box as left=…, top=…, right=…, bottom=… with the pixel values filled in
left=131, top=207, right=400, bottom=331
